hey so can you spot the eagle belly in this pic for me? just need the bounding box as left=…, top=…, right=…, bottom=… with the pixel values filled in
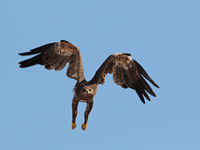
left=80, top=93, right=94, bottom=101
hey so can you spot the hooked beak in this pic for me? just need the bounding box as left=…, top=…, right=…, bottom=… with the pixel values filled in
left=82, top=89, right=89, bottom=95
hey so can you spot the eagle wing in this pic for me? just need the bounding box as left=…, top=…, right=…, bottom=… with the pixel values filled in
left=90, top=53, right=159, bottom=103
left=18, top=40, right=85, bottom=82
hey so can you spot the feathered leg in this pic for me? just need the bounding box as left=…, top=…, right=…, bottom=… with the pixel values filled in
left=82, top=100, right=93, bottom=131
left=72, top=98, right=79, bottom=129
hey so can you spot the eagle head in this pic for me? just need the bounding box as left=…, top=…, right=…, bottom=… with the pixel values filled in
left=81, top=87, right=92, bottom=95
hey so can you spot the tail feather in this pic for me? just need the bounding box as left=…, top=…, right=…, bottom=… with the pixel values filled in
left=19, top=54, right=42, bottom=68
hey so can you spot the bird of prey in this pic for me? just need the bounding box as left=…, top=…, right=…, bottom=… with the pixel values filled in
left=18, top=40, right=159, bottom=131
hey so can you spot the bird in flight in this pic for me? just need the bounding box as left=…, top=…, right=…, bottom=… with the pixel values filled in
left=18, top=40, right=159, bottom=131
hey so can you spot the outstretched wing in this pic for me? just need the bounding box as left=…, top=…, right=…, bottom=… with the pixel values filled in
left=18, top=40, right=85, bottom=82
left=90, top=53, right=159, bottom=103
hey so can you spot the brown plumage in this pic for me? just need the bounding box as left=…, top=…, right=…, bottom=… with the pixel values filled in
left=19, top=40, right=159, bottom=130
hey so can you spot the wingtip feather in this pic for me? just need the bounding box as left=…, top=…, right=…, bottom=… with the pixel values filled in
left=135, top=89, right=145, bottom=104
left=18, top=52, right=27, bottom=56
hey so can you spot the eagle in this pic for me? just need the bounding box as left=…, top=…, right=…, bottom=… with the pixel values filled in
left=18, top=40, right=159, bottom=131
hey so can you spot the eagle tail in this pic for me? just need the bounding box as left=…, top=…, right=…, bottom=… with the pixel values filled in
left=18, top=54, right=42, bottom=68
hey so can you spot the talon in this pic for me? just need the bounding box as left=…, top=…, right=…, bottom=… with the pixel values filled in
left=81, top=123, right=87, bottom=131
left=72, top=122, right=76, bottom=129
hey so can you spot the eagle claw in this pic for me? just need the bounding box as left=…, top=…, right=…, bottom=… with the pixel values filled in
left=81, top=123, right=87, bottom=131
left=72, top=122, right=76, bottom=129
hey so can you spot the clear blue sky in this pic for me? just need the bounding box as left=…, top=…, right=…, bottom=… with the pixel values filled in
left=1, top=0, right=200, bottom=149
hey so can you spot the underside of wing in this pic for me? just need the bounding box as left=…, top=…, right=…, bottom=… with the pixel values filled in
left=18, top=40, right=85, bottom=82
left=90, top=53, right=159, bottom=103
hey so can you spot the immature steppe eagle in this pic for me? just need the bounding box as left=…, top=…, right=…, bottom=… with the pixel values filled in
left=18, top=40, right=159, bottom=131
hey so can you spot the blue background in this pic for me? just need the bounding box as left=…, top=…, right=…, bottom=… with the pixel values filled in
left=1, top=0, right=200, bottom=149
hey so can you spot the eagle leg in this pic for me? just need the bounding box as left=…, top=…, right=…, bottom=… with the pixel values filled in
left=82, top=100, right=93, bottom=131
left=72, top=98, right=79, bottom=130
